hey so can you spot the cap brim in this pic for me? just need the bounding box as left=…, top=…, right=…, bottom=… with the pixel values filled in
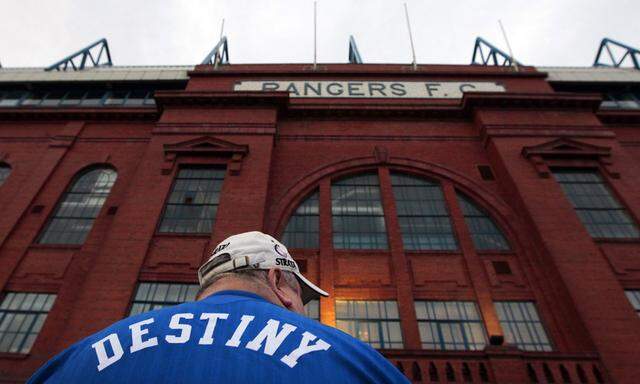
left=293, top=271, right=329, bottom=304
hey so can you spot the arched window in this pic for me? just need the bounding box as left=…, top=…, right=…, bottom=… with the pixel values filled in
left=391, top=172, right=457, bottom=250
left=332, top=173, right=388, bottom=249
left=38, top=167, right=117, bottom=245
left=456, top=192, right=510, bottom=251
left=282, top=190, right=319, bottom=248
left=0, top=163, right=10, bottom=186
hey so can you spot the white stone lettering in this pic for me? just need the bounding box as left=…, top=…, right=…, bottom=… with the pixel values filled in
left=198, top=313, right=229, bottom=345
left=129, top=318, right=158, bottom=353
left=165, top=313, right=194, bottom=344
left=91, top=333, right=124, bottom=372
left=225, top=315, right=255, bottom=347
left=245, top=319, right=297, bottom=356
left=281, top=331, right=331, bottom=368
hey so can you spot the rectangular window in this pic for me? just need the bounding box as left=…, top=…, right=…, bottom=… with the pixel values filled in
left=415, top=301, right=487, bottom=350
left=335, top=300, right=403, bottom=349
left=158, top=168, right=225, bottom=234
left=282, top=191, right=319, bottom=248
left=553, top=169, right=639, bottom=239
left=304, top=299, right=320, bottom=321
left=332, top=174, right=388, bottom=249
left=495, top=301, right=552, bottom=352
left=129, top=282, right=198, bottom=316
left=391, top=173, right=457, bottom=250
left=625, top=290, right=640, bottom=317
left=0, top=292, right=56, bottom=354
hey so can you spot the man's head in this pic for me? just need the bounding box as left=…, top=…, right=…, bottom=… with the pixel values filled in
left=197, top=231, right=328, bottom=314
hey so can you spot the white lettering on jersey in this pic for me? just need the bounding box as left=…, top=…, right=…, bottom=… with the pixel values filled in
left=198, top=313, right=229, bottom=345
left=129, top=318, right=158, bottom=353
left=91, top=333, right=124, bottom=372
left=245, top=319, right=297, bottom=356
left=165, top=313, right=194, bottom=344
left=281, top=331, right=331, bottom=368
left=225, top=315, right=255, bottom=347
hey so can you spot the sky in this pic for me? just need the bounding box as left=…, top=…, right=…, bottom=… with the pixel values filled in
left=0, top=0, right=638, bottom=68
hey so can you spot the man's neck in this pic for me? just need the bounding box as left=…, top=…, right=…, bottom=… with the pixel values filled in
left=199, top=277, right=285, bottom=309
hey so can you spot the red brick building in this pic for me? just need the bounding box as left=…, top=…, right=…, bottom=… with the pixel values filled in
left=1, top=59, right=640, bottom=383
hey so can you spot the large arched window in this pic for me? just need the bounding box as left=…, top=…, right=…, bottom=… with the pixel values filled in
left=332, top=173, right=388, bottom=249
left=0, top=163, right=11, bottom=186
left=38, top=167, right=117, bottom=245
left=391, top=172, right=457, bottom=250
left=456, top=192, right=510, bottom=251
left=281, top=190, right=319, bottom=248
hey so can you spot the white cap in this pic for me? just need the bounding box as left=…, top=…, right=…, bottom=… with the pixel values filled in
left=198, top=231, right=328, bottom=304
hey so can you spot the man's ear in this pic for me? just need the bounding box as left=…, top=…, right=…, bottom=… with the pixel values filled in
left=268, top=269, right=294, bottom=309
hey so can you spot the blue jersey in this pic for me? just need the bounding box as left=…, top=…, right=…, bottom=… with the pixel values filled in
left=28, top=290, right=409, bottom=383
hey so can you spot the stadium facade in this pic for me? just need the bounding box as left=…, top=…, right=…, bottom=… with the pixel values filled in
left=1, top=38, right=640, bottom=383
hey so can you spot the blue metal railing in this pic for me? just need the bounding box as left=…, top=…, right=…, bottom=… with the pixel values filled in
left=201, top=37, right=229, bottom=68
left=348, top=35, right=363, bottom=64
left=471, top=37, right=520, bottom=67
left=594, top=38, right=639, bottom=69
left=45, top=38, right=112, bottom=71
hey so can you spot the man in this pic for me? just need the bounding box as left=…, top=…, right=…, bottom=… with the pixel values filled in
left=28, top=231, right=409, bottom=383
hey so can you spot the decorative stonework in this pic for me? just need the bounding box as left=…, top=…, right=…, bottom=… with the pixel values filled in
left=162, top=136, right=249, bottom=175
left=521, top=138, right=618, bottom=178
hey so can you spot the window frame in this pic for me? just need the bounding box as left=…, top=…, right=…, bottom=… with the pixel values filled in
left=494, top=301, right=553, bottom=352
left=36, top=166, right=118, bottom=246
left=0, top=292, right=57, bottom=355
left=335, top=299, right=404, bottom=349
left=127, top=282, right=199, bottom=317
left=414, top=300, right=488, bottom=351
left=551, top=167, right=640, bottom=240
left=156, top=165, right=227, bottom=236
left=281, top=190, right=320, bottom=249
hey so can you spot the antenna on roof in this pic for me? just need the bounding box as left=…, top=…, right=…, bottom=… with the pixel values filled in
left=498, top=20, right=519, bottom=72
left=403, top=3, right=417, bottom=71
left=45, top=38, right=112, bottom=72
left=201, top=19, right=229, bottom=68
left=313, top=1, right=318, bottom=70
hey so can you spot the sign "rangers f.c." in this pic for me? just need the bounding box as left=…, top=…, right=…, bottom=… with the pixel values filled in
left=233, top=80, right=505, bottom=99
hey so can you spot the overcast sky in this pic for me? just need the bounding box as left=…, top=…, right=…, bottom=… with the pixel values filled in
left=0, top=0, right=638, bottom=68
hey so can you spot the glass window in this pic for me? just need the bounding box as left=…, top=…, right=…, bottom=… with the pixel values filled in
left=38, top=168, right=117, bottom=245
left=282, top=191, right=319, bottom=248
left=81, top=90, right=106, bottom=106
left=0, top=292, right=56, bottom=354
left=391, top=173, right=457, bottom=250
left=104, top=91, right=127, bottom=106
left=0, top=91, right=25, bottom=107
left=625, top=290, right=640, bottom=317
left=129, top=283, right=198, bottom=316
left=304, top=299, right=320, bottom=321
left=60, top=91, right=85, bottom=106
left=335, top=300, right=403, bottom=349
left=0, top=164, right=11, bottom=186
left=415, top=301, right=487, bottom=350
left=495, top=301, right=552, bottom=352
left=40, top=91, right=66, bottom=107
left=158, top=168, right=225, bottom=234
left=21, top=91, right=46, bottom=106
left=457, top=192, right=510, bottom=251
left=332, top=173, right=388, bottom=249
left=553, top=169, right=639, bottom=239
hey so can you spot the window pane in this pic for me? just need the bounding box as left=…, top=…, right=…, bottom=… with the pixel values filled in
left=625, top=290, right=640, bottom=317
left=457, top=192, right=510, bottom=250
left=553, top=169, right=639, bottom=239
left=332, top=174, right=388, bottom=249
left=282, top=191, right=319, bottom=248
left=128, top=282, right=198, bottom=316
left=0, top=164, right=11, bottom=186
left=392, top=173, right=457, bottom=250
left=38, top=168, right=117, bottom=245
left=158, top=167, right=225, bottom=234
left=495, top=301, right=552, bottom=351
left=415, top=301, right=487, bottom=350
left=0, top=292, right=56, bottom=354
left=304, top=299, right=320, bottom=321
left=335, top=300, right=402, bottom=349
